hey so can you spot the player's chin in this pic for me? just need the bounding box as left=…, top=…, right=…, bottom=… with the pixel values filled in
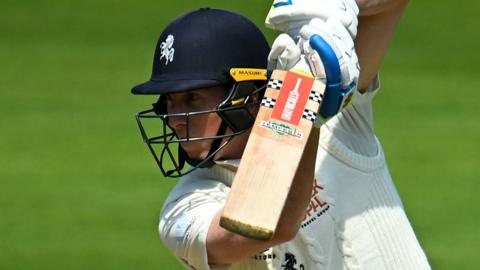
left=180, top=142, right=210, bottom=160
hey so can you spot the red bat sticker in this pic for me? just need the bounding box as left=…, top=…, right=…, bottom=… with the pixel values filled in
left=271, top=71, right=314, bottom=126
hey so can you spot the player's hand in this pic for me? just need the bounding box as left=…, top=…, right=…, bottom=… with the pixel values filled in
left=267, top=17, right=360, bottom=122
left=299, top=17, right=359, bottom=123
left=267, top=33, right=302, bottom=72
left=268, top=33, right=323, bottom=88
left=265, top=0, right=359, bottom=39
left=299, top=17, right=359, bottom=90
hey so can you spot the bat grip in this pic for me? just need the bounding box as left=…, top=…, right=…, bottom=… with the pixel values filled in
left=309, top=34, right=346, bottom=118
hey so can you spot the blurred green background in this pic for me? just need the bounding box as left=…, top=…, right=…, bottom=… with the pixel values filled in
left=1, top=0, right=478, bottom=269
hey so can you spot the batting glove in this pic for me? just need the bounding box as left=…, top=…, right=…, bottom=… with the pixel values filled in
left=301, top=18, right=360, bottom=124
left=300, top=17, right=359, bottom=90
left=267, top=33, right=302, bottom=72
left=268, top=26, right=358, bottom=126
left=265, top=0, right=359, bottom=39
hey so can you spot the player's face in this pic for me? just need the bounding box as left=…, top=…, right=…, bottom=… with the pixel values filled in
left=165, top=86, right=227, bottom=160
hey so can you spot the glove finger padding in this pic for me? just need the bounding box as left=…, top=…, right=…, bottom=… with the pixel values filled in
left=266, top=0, right=359, bottom=38
left=300, top=18, right=359, bottom=89
left=321, top=17, right=358, bottom=88
left=268, top=33, right=302, bottom=71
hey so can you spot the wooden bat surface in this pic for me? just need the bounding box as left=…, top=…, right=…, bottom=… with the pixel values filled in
left=220, top=70, right=326, bottom=240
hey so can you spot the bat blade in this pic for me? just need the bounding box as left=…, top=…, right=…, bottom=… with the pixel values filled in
left=220, top=69, right=326, bottom=240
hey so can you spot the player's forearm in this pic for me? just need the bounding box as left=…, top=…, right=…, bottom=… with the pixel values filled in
left=275, top=127, right=319, bottom=240
left=207, top=207, right=306, bottom=264
left=206, top=128, right=319, bottom=264
left=356, top=0, right=407, bottom=16
left=207, top=209, right=285, bottom=264
left=356, top=0, right=408, bottom=90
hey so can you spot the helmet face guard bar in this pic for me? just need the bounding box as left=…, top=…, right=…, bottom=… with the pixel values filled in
left=134, top=83, right=265, bottom=178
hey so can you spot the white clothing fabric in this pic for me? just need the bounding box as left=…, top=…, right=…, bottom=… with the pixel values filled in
left=159, top=80, right=431, bottom=270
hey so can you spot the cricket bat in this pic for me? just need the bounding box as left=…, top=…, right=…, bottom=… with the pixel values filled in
left=220, top=66, right=324, bottom=240
left=220, top=35, right=354, bottom=241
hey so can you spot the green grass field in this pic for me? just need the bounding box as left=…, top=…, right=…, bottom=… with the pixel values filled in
left=1, top=0, right=479, bottom=269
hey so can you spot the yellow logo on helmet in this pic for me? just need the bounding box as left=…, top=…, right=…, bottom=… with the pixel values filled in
left=230, top=68, right=267, bottom=82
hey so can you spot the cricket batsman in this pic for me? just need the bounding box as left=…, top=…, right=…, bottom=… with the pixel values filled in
left=131, top=0, right=431, bottom=269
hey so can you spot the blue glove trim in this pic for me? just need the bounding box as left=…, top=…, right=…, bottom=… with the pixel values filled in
left=273, top=0, right=293, bottom=8
left=309, top=34, right=347, bottom=118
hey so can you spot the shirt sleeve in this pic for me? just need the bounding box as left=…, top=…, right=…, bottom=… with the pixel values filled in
left=322, top=75, right=381, bottom=157
left=159, top=179, right=229, bottom=270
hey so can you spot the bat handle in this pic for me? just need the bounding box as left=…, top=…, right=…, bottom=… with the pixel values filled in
left=309, top=34, right=355, bottom=119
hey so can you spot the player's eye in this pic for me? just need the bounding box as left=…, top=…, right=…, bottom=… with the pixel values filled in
left=188, top=92, right=201, bottom=102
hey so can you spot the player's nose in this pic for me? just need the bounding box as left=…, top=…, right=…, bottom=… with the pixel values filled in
left=165, top=97, right=194, bottom=137
left=167, top=113, right=187, bottom=134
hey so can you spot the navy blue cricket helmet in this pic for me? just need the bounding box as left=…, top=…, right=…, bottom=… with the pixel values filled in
left=132, top=8, right=270, bottom=177
left=132, top=7, right=269, bottom=95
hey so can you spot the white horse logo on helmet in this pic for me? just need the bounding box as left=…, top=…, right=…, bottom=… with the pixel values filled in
left=159, top=34, right=175, bottom=65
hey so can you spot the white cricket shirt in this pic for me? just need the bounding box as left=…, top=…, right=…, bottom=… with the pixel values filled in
left=159, top=80, right=431, bottom=270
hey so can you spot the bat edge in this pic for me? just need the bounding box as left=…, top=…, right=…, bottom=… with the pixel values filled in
left=219, top=215, right=273, bottom=241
